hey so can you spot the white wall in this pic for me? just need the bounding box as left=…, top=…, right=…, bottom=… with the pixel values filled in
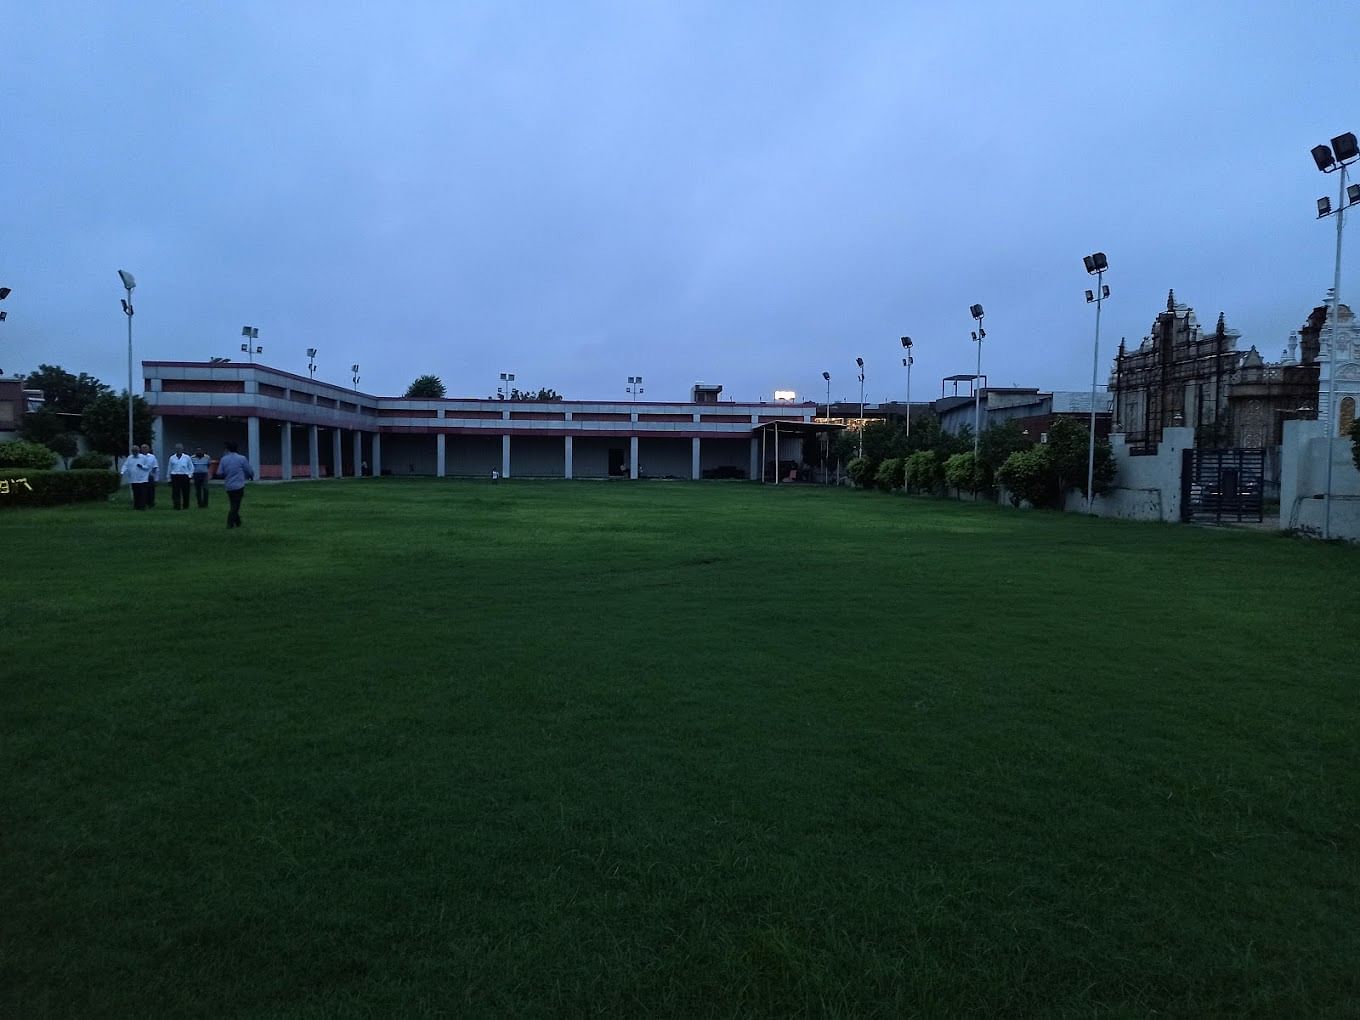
left=1280, top=419, right=1360, bottom=540
left=1059, top=427, right=1193, bottom=522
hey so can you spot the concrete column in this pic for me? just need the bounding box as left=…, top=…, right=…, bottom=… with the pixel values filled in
left=564, top=436, right=574, bottom=479
left=247, top=416, right=261, bottom=472
left=749, top=436, right=759, bottom=480
left=501, top=434, right=511, bottom=478
left=353, top=431, right=362, bottom=477
left=691, top=437, right=701, bottom=480
left=332, top=428, right=343, bottom=479
left=281, top=424, right=293, bottom=481
left=308, top=425, right=320, bottom=480
left=436, top=433, right=446, bottom=477
left=372, top=433, right=382, bottom=476
left=151, top=415, right=165, bottom=465
left=629, top=435, right=639, bottom=480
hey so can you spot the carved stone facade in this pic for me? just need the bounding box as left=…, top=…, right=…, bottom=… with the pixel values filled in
left=1315, top=293, right=1360, bottom=438
left=1110, top=290, right=1325, bottom=451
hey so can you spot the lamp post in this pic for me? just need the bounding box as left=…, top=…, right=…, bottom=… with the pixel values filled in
left=969, top=304, right=985, bottom=458
left=351, top=363, right=361, bottom=388
left=821, top=370, right=832, bottom=484
left=118, top=271, right=136, bottom=474
left=1082, top=252, right=1111, bottom=513
left=306, top=348, right=318, bottom=380
left=240, top=326, right=261, bottom=362
left=1311, top=130, right=1359, bottom=541
left=627, top=375, right=644, bottom=400
left=855, top=357, right=865, bottom=459
left=900, top=336, right=914, bottom=439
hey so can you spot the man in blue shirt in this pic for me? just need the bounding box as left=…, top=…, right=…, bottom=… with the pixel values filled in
left=215, top=441, right=255, bottom=529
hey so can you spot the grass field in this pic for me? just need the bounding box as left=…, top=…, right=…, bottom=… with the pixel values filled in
left=3, top=480, right=1357, bottom=1016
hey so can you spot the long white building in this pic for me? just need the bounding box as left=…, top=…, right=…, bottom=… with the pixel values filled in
left=142, top=361, right=820, bottom=481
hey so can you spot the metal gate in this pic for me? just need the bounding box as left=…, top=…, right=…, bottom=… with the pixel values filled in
left=1180, top=448, right=1265, bottom=523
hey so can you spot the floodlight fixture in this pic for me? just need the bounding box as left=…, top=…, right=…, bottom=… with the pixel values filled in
left=971, top=330, right=978, bottom=341
left=969, top=303, right=984, bottom=320
left=901, top=335, right=913, bottom=349
left=306, top=347, right=318, bottom=358
left=118, top=269, right=136, bottom=291
left=1349, top=183, right=1360, bottom=205
left=821, top=371, right=830, bottom=381
left=1332, top=132, right=1359, bottom=163
left=121, top=299, right=132, bottom=315
left=1312, top=144, right=1335, bottom=172
left=0, top=287, right=10, bottom=300
left=0, top=311, right=7, bottom=322
left=1085, top=289, right=1095, bottom=303
left=1103, top=284, right=1110, bottom=299
left=1318, top=196, right=1332, bottom=218
left=242, top=325, right=259, bottom=339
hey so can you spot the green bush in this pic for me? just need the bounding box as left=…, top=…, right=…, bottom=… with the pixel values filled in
left=1350, top=417, right=1359, bottom=473
left=904, top=450, right=941, bottom=494
left=944, top=451, right=983, bottom=495
left=0, top=469, right=121, bottom=509
left=875, top=457, right=905, bottom=491
left=846, top=457, right=876, bottom=488
left=0, top=440, right=59, bottom=470
left=996, top=446, right=1058, bottom=509
left=70, top=452, right=114, bottom=470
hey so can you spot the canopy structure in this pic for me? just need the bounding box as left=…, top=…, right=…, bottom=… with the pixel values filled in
left=751, top=419, right=845, bottom=484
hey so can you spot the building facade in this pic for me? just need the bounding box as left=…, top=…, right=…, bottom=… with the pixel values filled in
left=141, top=362, right=816, bottom=481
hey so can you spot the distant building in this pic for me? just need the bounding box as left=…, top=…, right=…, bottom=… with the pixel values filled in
left=1110, top=289, right=1323, bottom=452
left=934, top=387, right=1112, bottom=438
left=0, top=377, right=44, bottom=440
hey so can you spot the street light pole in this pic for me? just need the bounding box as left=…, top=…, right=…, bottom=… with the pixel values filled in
left=1311, top=130, right=1358, bottom=541
left=1083, top=253, right=1111, bottom=513
left=118, top=270, right=136, bottom=481
left=969, top=305, right=985, bottom=459
left=855, top=357, right=865, bottom=459
left=821, top=370, right=831, bottom=485
left=900, top=337, right=913, bottom=440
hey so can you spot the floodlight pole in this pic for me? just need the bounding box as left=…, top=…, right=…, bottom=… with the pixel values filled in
left=119, top=272, right=136, bottom=488
left=970, top=313, right=984, bottom=459
left=1323, top=162, right=1348, bottom=540
left=1086, top=268, right=1106, bottom=513
left=856, top=359, right=865, bottom=459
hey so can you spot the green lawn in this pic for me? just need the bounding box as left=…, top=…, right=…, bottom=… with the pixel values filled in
left=3, top=480, right=1357, bottom=1016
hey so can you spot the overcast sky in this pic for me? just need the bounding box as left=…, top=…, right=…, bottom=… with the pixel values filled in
left=4, top=1, right=1357, bottom=404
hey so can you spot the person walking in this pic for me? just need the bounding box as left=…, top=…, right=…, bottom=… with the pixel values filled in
left=168, top=444, right=194, bottom=510
left=120, top=444, right=151, bottom=509
left=191, top=447, right=212, bottom=508
left=215, top=441, right=255, bottom=529
left=142, top=444, right=159, bottom=508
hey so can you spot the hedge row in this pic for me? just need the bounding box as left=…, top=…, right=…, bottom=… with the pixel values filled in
left=0, top=469, right=120, bottom=509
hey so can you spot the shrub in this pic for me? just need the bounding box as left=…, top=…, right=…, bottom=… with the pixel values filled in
left=944, top=451, right=983, bottom=495
left=874, top=457, right=905, bottom=491
left=0, top=440, right=59, bottom=470
left=46, top=433, right=79, bottom=467
left=0, top=469, right=121, bottom=509
left=1046, top=418, right=1117, bottom=496
left=996, top=446, right=1057, bottom=508
left=846, top=457, right=876, bottom=488
left=70, top=452, right=114, bottom=470
left=904, top=450, right=941, bottom=494
left=1351, top=417, right=1359, bottom=473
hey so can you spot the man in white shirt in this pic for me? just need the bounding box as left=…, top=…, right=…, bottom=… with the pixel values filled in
left=141, top=444, right=159, bottom=508
left=167, top=444, right=195, bottom=510
left=120, top=444, right=152, bottom=510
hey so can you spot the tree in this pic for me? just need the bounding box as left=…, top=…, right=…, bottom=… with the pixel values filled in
left=1046, top=418, right=1116, bottom=497
left=944, top=451, right=984, bottom=496
left=904, top=450, right=942, bottom=494
left=81, top=392, right=153, bottom=462
left=18, top=407, right=67, bottom=445
left=405, top=375, right=447, bottom=398
left=996, top=446, right=1057, bottom=508
left=1351, top=417, right=1360, bottom=473
left=0, top=440, right=59, bottom=470
left=875, top=457, right=905, bottom=491
left=846, top=457, right=875, bottom=488
left=977, top=421, right=1033, bottom=489
left=21, top=365, right=108, bottom=415
left=46, top=434, right=79, bottom=468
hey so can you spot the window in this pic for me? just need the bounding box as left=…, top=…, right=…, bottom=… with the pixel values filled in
left=1340, top=396, right=1356, bottom=437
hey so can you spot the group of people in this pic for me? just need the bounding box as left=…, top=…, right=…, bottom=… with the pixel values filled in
left=121, top=442, right=255, bottom=528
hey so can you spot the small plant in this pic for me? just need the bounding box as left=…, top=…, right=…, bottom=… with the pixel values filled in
left=875, top=457, right=905, bottom=491
left=944, top=451, right=983, bottom=496
left=904, top=450, right=941, bottom=494
left=846, top=457, right=876, bottom=488
left=996, top=445, right=1057, bottom=508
